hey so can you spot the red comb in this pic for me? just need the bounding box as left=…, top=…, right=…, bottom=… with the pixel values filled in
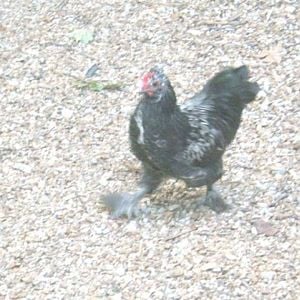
left=141, top=72, right=154, bottom=88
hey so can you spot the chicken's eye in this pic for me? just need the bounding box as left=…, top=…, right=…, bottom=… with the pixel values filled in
left=152, top=81, right=159, bottom=87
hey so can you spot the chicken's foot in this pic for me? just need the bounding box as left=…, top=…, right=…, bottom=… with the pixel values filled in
left=103, top=165, right=162, bottom=218
left=203, top=184, right=229, bottom=213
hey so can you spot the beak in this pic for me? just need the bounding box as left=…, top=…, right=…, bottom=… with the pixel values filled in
left=137, top=80, right=153, bottom=96
left=137, top=79, right=144, bottom=93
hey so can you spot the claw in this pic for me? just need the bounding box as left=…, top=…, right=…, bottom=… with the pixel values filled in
left=102, top=192, right=140, bottom=218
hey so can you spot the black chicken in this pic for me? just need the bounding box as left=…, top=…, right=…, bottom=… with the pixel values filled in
left=103, top=66, right=259, bottom=218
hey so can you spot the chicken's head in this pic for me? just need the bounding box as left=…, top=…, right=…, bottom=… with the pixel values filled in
left=139, top=67, right=168, bottom=97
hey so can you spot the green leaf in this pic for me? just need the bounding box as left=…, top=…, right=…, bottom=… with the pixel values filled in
left=70, top=29, right=94, bottom=44
left=74, top=79, right=124, bottom=92
left=102, top=83, right=124, bottom=90
left=88, top=81, right=104, bottom=92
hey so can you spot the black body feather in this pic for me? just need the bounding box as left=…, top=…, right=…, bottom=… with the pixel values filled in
left=130, top=66, right=259, bottom=177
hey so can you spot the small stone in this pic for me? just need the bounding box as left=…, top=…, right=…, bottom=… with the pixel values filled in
left=115, top=265, right=126, bottom=276
left=171, top=267, right=184, bottom=277
left=21, top=272, right=37, bottom=283
left=285, top=5, right=296, bottom=13
left=111, top=293, right=122, bottom=300
left=261, top=271, right=276, bottom=282
left=13, top=162, right=33, bottom=174
left=26, top=230, right=49, bottom=242
left=199, top=262, right=222, bottom=273
left=224, top=252, right=237, bottom=261
left=61, top=107, right=73, bottom=119
left=125, top=220, right=139, bottom=233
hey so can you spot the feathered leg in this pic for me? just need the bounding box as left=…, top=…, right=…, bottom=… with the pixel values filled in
left=103, top=165, right=162, bottom=218
left=201, top=160, right=228, bottom=213
left=180, top=159, right=228, bottom=212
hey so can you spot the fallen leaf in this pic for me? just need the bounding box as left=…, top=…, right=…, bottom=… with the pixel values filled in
left=253, top=219, right=278, bottom=236
left=258, top=46, right=283, bottom=64
left=74, top=79, right=123, bottom=92
left=0, top=24, right=7, bottom=32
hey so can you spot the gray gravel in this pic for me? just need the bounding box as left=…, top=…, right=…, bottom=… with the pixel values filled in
left=1, top=1, right=299, bottom=299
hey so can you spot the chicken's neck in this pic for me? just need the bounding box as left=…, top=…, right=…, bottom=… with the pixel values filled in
left=142, top=85, right=178, bottom=115
left=138, top=85, right=190, bottom=140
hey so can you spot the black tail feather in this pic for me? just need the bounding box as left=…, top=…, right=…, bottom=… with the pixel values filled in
left=239, top=81, right=260, bottom=104
left=234, top=65, right=249, bottom=80
left=204, top=65, right=260, bottom=104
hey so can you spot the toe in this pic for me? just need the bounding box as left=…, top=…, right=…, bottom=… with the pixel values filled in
left=102, top=193, right=141, bottom=218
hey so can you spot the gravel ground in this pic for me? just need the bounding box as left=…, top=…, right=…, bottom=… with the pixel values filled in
left=1, top=1, right=299, bottom=299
